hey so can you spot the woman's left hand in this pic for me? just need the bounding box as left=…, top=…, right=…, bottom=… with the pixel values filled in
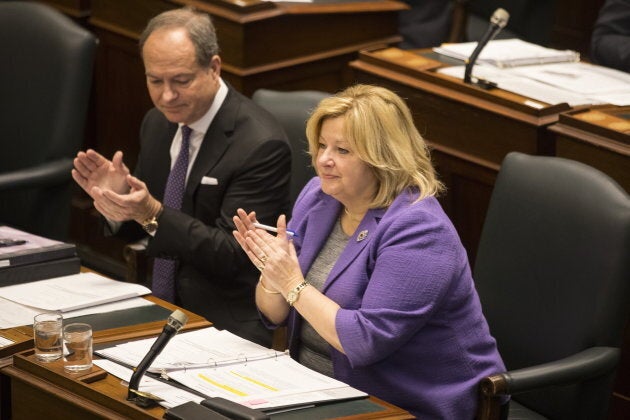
left=232, top=209, right=303, bottom=294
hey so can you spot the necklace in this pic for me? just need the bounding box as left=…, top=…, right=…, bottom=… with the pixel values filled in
left=344, top=207, right=364, bottom=223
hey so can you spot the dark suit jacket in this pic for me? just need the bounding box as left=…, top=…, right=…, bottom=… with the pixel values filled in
left=591, top=0, right=630, bottom=73
left=121, top=85, right=291, bottom=346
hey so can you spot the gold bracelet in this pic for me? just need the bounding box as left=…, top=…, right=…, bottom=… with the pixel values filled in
left=259, top=276, right=280, bottom=294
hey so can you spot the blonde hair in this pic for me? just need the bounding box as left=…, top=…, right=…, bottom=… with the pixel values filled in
left=305, top=84, right=444, bottom=208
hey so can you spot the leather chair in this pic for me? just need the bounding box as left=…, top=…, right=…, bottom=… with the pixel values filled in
left=252, top=89, right=330, bottom=216
left=250, top=89, right=328, bottom=350
left=474, top=152, right=630, bottom=419
left=0, top=2, right=97, bottom=241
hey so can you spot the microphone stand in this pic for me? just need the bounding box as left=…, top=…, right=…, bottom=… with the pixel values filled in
left=464, top=8, right=510, bottom=89
left=127, top=309, right=188, bottom=407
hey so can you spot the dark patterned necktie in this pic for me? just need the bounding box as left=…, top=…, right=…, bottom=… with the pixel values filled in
left=152, top=125, right=192, bottom=302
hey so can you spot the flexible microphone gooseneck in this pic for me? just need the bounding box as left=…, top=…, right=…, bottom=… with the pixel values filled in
left=127, top=309, right=189, bottom=402
left=463, top=8, right=510, bottom=88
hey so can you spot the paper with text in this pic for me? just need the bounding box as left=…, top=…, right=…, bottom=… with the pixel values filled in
left=97, top=327, right=277, bottom=372
left=0, top=272, right=151, bottom=312
left=167, top=355, right=367, bottom=410
left=0, top=296, right=154, bottom=329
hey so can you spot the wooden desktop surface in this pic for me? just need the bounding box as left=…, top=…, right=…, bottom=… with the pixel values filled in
left=5, top=350, right=412, bottom=419
left=0, top=295, right=210, bottom=361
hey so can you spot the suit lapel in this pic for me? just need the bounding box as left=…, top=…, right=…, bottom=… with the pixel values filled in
left=183, top=89, right=239, bottom=212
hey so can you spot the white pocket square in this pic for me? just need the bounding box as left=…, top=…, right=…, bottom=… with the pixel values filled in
left=201, top=176, right=218, bottom=185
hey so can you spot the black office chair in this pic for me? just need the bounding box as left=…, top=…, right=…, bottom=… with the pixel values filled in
left=474, top=152, right=630, bottom=419
left=0, top=2, right=97, bottom=241
left=252, top=89, right=330, bottom=215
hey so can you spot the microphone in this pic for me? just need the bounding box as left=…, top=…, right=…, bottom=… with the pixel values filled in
left=463, top=8, right=510, bottom=88
left=127, top=309, right=188, bottom=403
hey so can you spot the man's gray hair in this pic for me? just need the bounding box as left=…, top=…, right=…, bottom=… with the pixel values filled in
left=139, top=7, right=219, bottom=68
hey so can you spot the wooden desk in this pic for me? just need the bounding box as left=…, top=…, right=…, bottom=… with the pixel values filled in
left=0, top=295, right=209, bottom=361
left=4, top=351, right=412, bottom=419
left=548, top=106, right=630, bottom=193
left=349, top=47, right=570, bottom=264
left=0, top=295, right=212, bottom=420
left=1, top=286, right=411, bottom=419
left=3, top=317, right=412, bottom=420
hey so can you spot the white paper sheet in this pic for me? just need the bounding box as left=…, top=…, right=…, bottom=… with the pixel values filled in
left=0, top=272, right=151, bottom=312
left=434, top=38, right=579, bottom=68
left=438, top=65, right=596, bottom=106
left=167, top=355, right=366, bottom=410
left=97, top=327, right=277, bottom=372
left=0, top=296, right=155, bottom=329
left=93, top=359, right=204, bottom=409
left=0, top=335, right=14, bottom=347
left=510, top=62, right=630, bottom=95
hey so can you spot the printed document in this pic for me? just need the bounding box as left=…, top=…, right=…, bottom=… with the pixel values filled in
left=0, top=272, right=151, bottom=312
left=96, top=327, right=367, bottom=410
left=97, top=327, right=275, bottom=372
left=433, top=38, right=579, bottom=68
left=0, top=296, right=154, bottom=329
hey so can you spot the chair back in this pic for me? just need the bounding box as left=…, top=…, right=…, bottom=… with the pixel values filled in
left=0, top=2, right=97, bottom=239
left=474, top=152, right=630, bottom=419
left=252, top=89, right=329, bottom=214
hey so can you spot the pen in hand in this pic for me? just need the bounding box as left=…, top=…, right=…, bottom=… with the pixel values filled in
left=252, top=222, right=298, bottom=238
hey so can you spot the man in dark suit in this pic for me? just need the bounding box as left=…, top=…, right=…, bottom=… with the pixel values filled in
left=72, top=7, right=291, bottom=347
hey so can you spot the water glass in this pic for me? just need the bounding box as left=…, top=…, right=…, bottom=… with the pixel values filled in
left=33, top=312, right=63, bottom=362
left=63, top=323, right=93, bottom=373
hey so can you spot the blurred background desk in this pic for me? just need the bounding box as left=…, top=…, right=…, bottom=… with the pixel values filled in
left=548, top=106, right=630, bottom=193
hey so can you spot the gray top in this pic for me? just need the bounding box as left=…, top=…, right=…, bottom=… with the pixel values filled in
left=298, top=219, right=350, bottom=378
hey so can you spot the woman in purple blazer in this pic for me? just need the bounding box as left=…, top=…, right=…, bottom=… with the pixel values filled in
left=233, top=85, right=505, bottom=419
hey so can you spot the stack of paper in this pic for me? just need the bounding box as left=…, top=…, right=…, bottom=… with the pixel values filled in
left=433, top=38, right=580, bottom=68
left=437, top=61, right=630, bottom=107
left=0, top=272, right=152, bottom=328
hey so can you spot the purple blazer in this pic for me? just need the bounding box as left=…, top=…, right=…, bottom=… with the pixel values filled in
left=279, top=178, right=505, bottom=419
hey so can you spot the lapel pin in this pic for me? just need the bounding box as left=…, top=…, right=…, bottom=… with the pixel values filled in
left=356, top=230, right=368, bottom=242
